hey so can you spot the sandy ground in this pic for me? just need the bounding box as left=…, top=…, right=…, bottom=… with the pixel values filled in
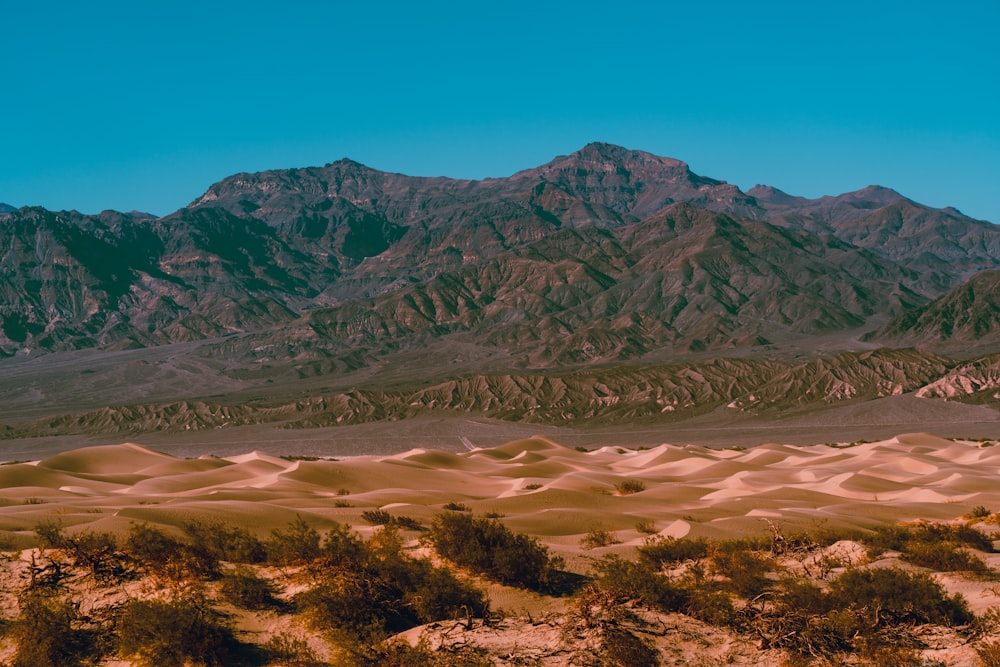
left=3, top=432, right=1000, bottom=557
left=5, top=433, right=1000, bottom=665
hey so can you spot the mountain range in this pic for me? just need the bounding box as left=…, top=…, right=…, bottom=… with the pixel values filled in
left=4, top=143, right=1000, bottom=439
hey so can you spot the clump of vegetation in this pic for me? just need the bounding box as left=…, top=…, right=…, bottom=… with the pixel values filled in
left=863, top=521, right=993, bottom=573
left=123, top=523, right=218, bottom=581
left=601, top=627, right=659, bottom=667
left=442, top=501, right=472, bottom=512
left=34, top=520, right=126, bottom=582
left=297, top=525, right=485, bottom=643
left=580, top=526, right=620, bottom=550
left=638, top=536, right=709, bottom=568
left=615, top=479, right=646, bottom=495
left=362, top=509, right=393, bottom=525
left=10, top=592, right=93, bottom=667
left=634, top=519, right=657, bottom=534
left=116, top=596, right=246, bottom=667
left=261, top=634, right=325, bottom=667
left=220, top=566, right=278, bottom=610
left=182, top=520, right=267, bottom=564
left=428, top=512, right=564, bottom=592
left=264, top=516, right=322, bottom=566
left=968, top=505, right=993, bottom=520
left=592, top=555, right=687, bottom=612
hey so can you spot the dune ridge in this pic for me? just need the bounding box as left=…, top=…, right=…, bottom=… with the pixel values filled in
left=2, top=434, right=999, bottom=549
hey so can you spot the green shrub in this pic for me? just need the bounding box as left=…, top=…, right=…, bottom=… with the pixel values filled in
left=615, top=479, right=646, bottom=495
left=827, top=567, right=972, bottom=626
left=265, top=516, right=322, bottom=566
left=362, top=509, right=393, bottom=525
left=182, top=520, right=266, bottom=564
left=634, top=520, right=657, bottom=534
left=592, top=555, right=687, bottom=612
left=970, top=505, right=993, bottom=520
left=977, top=639, right=1000, bottom=667
left=580, top=526, right=620, bottom=550
left=220, top=566, right=277, bottom=609
left=904, top=540, right=989, bottom=573
left=685, top=586, right=737, bottom=627
left=442, top=501, right=471, bottom=512
left=33, top=520, right=125, bottom=581
left=123, top=523, right=218, bottom=580
left=429, top=512, right=560, bottom=591
left=296, top=571, right=401, bottom=640
left=117, top=597, right=244, bottom=667
left=261, top=634, right=325, bottom=667
left=638, top=536, right=709, bottom=568
left=601, top=627, right=659, bottom=667
left=11, top=592, right=92, bottom=667
left=711, top=548, right=775, bottom=597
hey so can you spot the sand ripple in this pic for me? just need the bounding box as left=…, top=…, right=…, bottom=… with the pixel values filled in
left=1, top=434, right=997, bottom=545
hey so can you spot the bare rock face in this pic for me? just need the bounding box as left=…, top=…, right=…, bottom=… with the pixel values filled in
left=873, top=271, right=1000, bottom=346
left=1, top=144, right=997, bottom=365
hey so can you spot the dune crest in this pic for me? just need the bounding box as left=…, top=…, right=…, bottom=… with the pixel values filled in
left=1, top=434, right=997, bottom=544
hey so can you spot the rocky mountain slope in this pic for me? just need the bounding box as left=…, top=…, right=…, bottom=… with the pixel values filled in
left=2, top=144, right=994, bottom=360
left=3, top=144, right=1000, bottom=436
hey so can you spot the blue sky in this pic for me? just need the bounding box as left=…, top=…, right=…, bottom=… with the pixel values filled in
left=3, top=1, right=998, bottom=222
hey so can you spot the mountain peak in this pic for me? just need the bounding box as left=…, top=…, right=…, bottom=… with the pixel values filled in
left=746, top=185, right=805, bottom=206
left=0, top=203, right=16, bottom=214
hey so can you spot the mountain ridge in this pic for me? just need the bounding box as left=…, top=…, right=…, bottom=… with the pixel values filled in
left=3, top=144, right=1000, bottom=439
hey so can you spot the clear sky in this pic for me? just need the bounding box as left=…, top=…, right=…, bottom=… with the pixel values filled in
left=3, top=1, right=998, bottom=222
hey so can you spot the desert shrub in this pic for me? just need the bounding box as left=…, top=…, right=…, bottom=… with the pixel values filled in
left=182, top=520, right=266, bottom=564
left=615, top=479, right=646, bottom=495
left=117, top=597, right=244, bottom=667
left=977, top=640, right=1000, bottom=667
left=392, top=515, right=426, bottom=531
left=344, top=637, right=493, bottom=667
left=442, top=501, right=471, bottom=512
left=319, top=520, right=368, bottom=566
left=715, top=535, right=773, bottom=553
left=592, top=555, right=687, bottom=612
left=904, top=540, right=989, bottom=573
left=524, top=483, right=543, bottom=490
left=910, top=522, right=994, bottom=552
left=261, top=634, right=325, bottom=667
left=362, top=509, right=393, bottom=525
left=827, top=567, right=972, bottom=626
left=856, top=639, right=923, bottom=667
left=403, top=561, right=486, bottom=623
left=685, top=586, right=738, bottom=626
left=864, top=524, right=912, bottom=555
left=970, top=505, right=993, bottom=520
left=638, top=536, right=709, bottom=568
left=429, top=512, right=560, bottom=591
left=299, top=526, right=485, bottom=642
left=33, top=520, right=125, bottom=581
left=296, top=571, right=401, bottom=640
left=601, top=627, right=659, bottom=667
left=265, top=516, right=322, bottom=566
left=634, top=520, right=657, bottom=534
left=711, top=547, right=776, bottom=597
left=775, top=579, right=830, bottom=616
left=10, top=592, right=92, bottom=667
left=220, top=566, right=277, bottom=609
left=865, top=521, right=994, bottom=559
left=123, top=523, right=218, bottom=580
left=580, top=526, right=620, bottom=550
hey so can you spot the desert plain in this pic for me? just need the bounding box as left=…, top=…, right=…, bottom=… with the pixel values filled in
left=5, top=432, right=1000, bottom=665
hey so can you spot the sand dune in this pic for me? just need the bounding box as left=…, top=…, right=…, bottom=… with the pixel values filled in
left=1, top=434, right=999, bottom=550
